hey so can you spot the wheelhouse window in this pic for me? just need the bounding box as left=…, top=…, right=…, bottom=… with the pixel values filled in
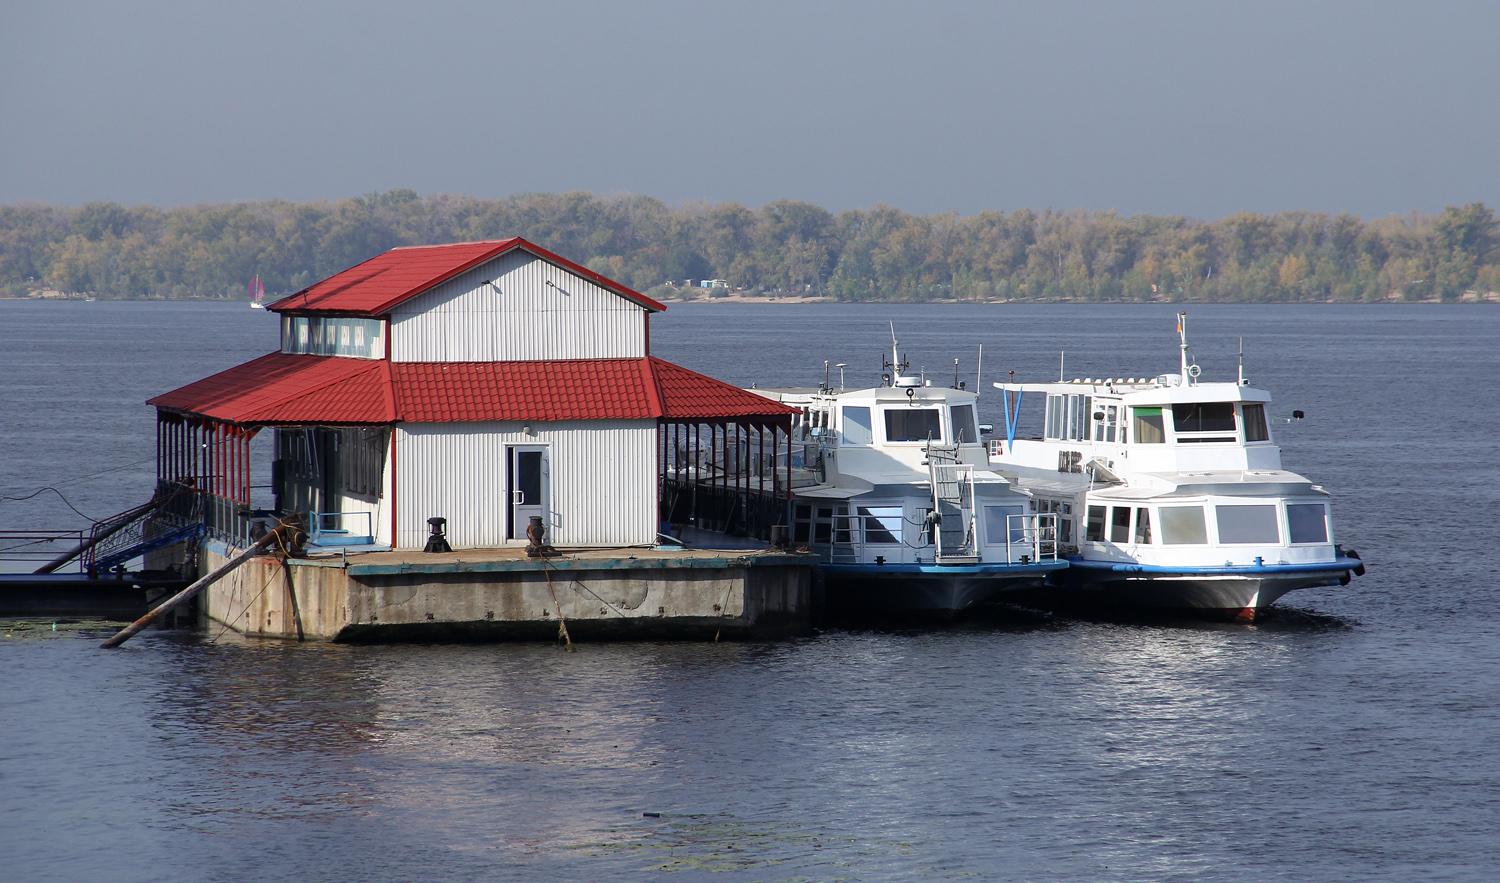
left=1215, top=504, right=1280, bottom=545
left=1172, top=402, right=1237, bottom=442
left=1109, top=506, right=1131, bottom=543
left=1160, top=506, right=1208, bottom=544
left=884, top=407, right=942, bottom=442
left=951, top=404, right=979, bottom=445
left=1132, top=407, right=1165, bottom=444
left=1243, top=403, right=1270, bottom=442
left=841, top=406, right=873, bottom=445
left=1287, top=503, right=1328, bottom=544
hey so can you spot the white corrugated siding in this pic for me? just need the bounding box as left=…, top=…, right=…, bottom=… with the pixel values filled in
left=394, top=420, right=656, bottom=549
left=390, top=251, right=647, bottom=362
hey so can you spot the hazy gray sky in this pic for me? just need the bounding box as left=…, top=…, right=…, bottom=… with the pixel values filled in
left=3, top=0, right=1496, bottom=219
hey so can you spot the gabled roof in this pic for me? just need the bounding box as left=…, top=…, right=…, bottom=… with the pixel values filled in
left=149, top=354, right=798, bottom=426
left=265, top=238, right=666, bottom=316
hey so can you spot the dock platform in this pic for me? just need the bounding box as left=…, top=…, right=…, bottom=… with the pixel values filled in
left=195, top=541, right=817, bottom=642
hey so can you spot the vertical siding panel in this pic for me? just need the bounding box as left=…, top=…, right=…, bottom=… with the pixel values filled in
left=391, top=252, right=645, bottom=362
left=395, top=421, right=654, bottom=549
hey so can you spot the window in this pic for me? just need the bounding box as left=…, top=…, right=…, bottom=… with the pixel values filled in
left=1243, top=403, right=1270, bottom=442
left=1085, top=505, right=1106, bottom=542
left=1133, top=408, right=1165, bottom=444
left=858, top=506, right=903, bottom=545
left=1134, top=507, right=1152, bottom=544
left=1109, top=506, right=1131, bottom=543
left=985, top=505, right=1025, bottom=544
left=884, top=407, right=942, bottom=442
left=1173, top=402, right=1237, bottom=433
left=1287, top=503, right=1328, bottom=544
left=1105, top=405, right=1118, bottom=442
left=1215, top=505, right=1280, bottom=544
left=951, top=405, right=979, bottom=445
left=1160, top=506, right=1208, bottom=544
left=842, top=406, right=873, bottom=445
left=281, top=315, right=384, bottom=359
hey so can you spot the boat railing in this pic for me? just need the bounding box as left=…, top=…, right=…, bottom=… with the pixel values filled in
left=1003, top=513, right=1058, bottom=564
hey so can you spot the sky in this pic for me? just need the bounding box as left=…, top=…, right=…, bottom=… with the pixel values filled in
left=2, top=0, right=1496, bottom=220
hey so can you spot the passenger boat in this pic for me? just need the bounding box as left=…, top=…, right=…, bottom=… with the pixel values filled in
left=988, top=313, right=1364, bottom=622
left=750, top=335, right=1066, bottom=618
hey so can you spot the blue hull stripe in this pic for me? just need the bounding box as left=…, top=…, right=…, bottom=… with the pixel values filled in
left=822, top=561, right=1068, bottom=576
left=1065, top=555, right=1361, bottom=576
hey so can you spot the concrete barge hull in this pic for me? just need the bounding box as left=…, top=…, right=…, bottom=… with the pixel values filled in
left=197, top=543, right=816, bottom=642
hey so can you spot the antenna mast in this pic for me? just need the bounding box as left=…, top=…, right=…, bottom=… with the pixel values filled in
left=1178, top=312, right=1190, bottom=385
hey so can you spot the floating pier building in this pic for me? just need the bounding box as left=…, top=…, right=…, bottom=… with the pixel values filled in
left=144, top=239, right=812, bottom=641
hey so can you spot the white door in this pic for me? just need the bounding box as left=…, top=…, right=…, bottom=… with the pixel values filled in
left=508, top=446, right=548, bottom=540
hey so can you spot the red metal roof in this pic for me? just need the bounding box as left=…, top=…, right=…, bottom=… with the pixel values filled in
left=265, top=238, right=666, bottom=316
left=148, top=352, right=396, bottom=425
left=150, top=354, right=797, bottom=426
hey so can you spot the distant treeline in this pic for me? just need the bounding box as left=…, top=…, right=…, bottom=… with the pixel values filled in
left=2, top=190, right=1497, bottom=303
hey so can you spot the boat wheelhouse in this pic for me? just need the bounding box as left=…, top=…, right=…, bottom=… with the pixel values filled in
left=990, top=313, right=1363, bottom=621
left=749, top=338, right=1065, bottom=618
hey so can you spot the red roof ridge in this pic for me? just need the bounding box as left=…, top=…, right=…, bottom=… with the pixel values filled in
left=267, top=237, right=665, bottom=316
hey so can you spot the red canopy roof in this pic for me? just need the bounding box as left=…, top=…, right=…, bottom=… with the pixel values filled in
left=149, top=354, right=797, bottom=426
left=265, top=238, right=665, bottom=316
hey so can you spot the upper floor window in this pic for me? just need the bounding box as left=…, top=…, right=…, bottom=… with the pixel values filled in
left=1046, top=394, right=1092, bottom=441
left=282, top=316, right=385, bottom=359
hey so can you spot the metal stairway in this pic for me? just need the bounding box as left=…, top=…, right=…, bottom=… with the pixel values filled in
left=926, top=444, right=978, bottom=564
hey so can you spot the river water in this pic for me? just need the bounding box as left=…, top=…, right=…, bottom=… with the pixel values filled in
left=2, top=300, right=1498, bottom=882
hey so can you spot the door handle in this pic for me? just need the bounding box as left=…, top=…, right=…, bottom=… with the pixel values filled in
left=513, top=491, right=524, bottom=504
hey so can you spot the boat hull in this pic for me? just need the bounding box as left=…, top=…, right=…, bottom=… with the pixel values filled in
left=820, top=560, right=1066, bottom=619
left=1011, top=557, right=1359, bottom=622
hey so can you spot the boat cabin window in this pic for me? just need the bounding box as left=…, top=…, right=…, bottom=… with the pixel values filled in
left=984, top=505, right=1026, bottom=544
left=1160, top=506, right=1208, bottom=544
left=1046, top=394, right=1092, bottom=441
left=1173, top=403, right=1237, bottom=442
left=1109, top=506, right=1131, bottom=543
left=1134, top=508, right=1152, bottom=544
left=857, top=506, right=903, bottom=545
left=884, top=407, right=942, bottom=442
left=951, top=405, right=979, bottom=445
left=1287, top=503, right=1328, bottom=544
left=1085, top=505, right=1106, bottom=542
left=841, top=406, right=874, bottom=445
left=1243, top=403, right=1270, bottom=442
left=282, top=316, right=384, bottom=359
left=1215, top=504, right=1280, bottom=544
left=1093, top=405, right=1120, bottom=443
left=1034, top=498, right=1073, bottom=544
left=1132, top=407, right=1165, bottom=444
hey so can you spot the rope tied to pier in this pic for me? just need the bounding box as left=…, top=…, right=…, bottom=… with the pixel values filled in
left=540, top=562, right=575, bottom=651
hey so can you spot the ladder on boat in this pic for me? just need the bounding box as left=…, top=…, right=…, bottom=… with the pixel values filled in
left=927, top=444, right=978, bottom=564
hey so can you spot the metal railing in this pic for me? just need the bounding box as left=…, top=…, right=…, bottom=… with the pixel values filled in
left=0, top=529, right=89, bottom=574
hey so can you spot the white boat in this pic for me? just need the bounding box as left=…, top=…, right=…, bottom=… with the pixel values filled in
left=249, top=275, right=266, bottom=309
left=750, top=334, right=1066, bottom=619
left=988, top=313, right=1364, bottom=622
